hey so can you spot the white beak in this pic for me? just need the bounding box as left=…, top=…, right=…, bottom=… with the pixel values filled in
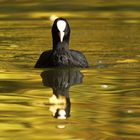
left=57, top=20, right=66, bottom=42
left=60, top=31, right=64, bottom=42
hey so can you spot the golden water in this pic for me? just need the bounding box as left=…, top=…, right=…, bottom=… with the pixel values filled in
left=0, top=0, right=140, bottom=140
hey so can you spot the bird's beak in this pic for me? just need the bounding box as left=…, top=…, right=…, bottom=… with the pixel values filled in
left=59, top=31, right=64, bottom=42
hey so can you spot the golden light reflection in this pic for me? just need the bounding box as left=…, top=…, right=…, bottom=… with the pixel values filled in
left=0, top=0, right=140, bottom=139
left=117, top=59, right=139, bottom=63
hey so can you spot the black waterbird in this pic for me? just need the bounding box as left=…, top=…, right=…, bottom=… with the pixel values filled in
left=35, top=17, right=88, bottom=68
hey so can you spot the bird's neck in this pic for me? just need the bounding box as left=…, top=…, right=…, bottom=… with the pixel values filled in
left=53, top=41, right=69, bottom=52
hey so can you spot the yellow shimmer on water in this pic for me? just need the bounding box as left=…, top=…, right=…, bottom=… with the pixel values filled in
left=117, top=59, right=139, bottom=63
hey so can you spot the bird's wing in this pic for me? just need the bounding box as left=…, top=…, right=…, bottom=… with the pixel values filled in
left=34, top=50, right=52, bottom=68
left=70, top=50, right=88, bottom=67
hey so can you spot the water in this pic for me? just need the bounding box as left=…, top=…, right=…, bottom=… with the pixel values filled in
left=0, top=0, right=140, bottom=140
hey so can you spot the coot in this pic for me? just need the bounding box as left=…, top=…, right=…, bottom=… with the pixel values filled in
left=35, top=18, right=88, bottom=68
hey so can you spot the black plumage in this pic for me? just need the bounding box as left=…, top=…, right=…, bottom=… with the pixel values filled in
left=35, top=17, right=88, bottom=68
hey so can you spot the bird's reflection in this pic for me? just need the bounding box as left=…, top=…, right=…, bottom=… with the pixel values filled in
left=41, top=68, right=83, bottom=119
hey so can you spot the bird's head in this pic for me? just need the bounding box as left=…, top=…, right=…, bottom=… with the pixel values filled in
left=52, top=18, right=70, bottom=46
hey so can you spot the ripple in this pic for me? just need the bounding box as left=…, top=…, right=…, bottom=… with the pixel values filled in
left=0, top=4, right=140, bottom=139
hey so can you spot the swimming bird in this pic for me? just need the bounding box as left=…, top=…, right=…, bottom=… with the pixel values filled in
left=35, top=17, right=88, bottom=68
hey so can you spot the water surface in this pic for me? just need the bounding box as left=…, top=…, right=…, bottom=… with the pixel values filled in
left=0, top=0, right=140, bottom=140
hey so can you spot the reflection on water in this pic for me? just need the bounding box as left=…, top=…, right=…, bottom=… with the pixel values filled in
left=0, top=0, right=140, bottom=140
left=0, top=0, right=140, bottom=20
left=41, top=68, right=83, bottom=119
